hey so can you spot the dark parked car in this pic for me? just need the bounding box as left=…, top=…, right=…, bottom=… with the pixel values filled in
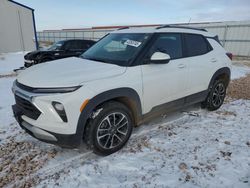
left=24, top=39, right=96, bottom=67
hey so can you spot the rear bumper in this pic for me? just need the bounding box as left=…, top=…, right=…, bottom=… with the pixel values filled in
left=12, top=104, right=81, bottom=148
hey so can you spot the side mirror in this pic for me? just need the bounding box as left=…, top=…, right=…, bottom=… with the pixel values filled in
left=150, top=52, right=170, bottom=64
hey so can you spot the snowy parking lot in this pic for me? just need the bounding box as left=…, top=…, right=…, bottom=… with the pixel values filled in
left=0, top=53, right=250, bottom=187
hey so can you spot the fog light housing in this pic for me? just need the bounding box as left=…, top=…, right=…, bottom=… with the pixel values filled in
left=54, top=103, right=64, bottom=111
left=52, top=102, right=68, bottom=122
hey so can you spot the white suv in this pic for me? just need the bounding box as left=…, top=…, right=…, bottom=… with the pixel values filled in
left=12, top=25, right=232, bottom=155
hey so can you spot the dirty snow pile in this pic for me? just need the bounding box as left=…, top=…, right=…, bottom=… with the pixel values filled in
left=0, top=53, right=250, bottom=188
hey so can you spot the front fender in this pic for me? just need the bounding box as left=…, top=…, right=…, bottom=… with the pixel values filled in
left=75, top=87, right=142, bottom=144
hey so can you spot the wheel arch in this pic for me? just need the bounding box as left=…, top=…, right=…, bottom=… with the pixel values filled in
left=75, top=87, right=142, bottom=142
left=208, top=67, right=231, bottom=90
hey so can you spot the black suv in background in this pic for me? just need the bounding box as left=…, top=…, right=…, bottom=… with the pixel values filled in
left=24, top=39, right=96, bottom=67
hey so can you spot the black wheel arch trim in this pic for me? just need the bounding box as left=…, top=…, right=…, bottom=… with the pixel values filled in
left=75, top=87, right=142, bottom=145
left=208, top=67, right=231, bottom=90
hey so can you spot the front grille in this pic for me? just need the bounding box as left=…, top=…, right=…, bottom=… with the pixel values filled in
left=15, top=95, right=41, bottom=120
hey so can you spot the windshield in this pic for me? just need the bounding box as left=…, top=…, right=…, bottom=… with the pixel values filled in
left=48, top=41, right=64, bottom=50
left=81, top=33, right=150, bottom=66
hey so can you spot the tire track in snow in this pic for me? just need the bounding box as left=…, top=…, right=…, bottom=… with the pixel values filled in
left=17, top=149, right=96, bottom=186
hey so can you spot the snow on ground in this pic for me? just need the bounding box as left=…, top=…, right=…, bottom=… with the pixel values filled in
left=0, top=53, right=250, bottom=187
left=0, top=52, right=24, bottom=75
left=231, top=63, right=250, bottom=79
left=37, top=100, right=250, bottom=188
left=0, top=77, right=15, bottom=128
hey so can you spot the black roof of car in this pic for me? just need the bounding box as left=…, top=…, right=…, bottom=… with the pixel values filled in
left=60, top=39, right=96, bottom=42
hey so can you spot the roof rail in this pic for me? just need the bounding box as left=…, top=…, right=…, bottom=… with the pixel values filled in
left=156, top=25, right=207, bottom=32
left=117, top=27, right=130, bottom=30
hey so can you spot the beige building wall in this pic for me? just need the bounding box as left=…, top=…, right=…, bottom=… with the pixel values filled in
left=0, top=0, right=36, bottom=53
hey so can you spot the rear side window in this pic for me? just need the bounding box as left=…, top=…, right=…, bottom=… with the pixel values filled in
left=77, top=41, right=86, bottom=50
left=184, top=34, right=212, bottom=57
left=148, top=33, right=183, bottom=59
left=63, top=41, right=77, bottom=50
left=79, top=41, right=92, bottom=50
left=78, top=41, right=94, bottom=50
left=72, top=41, right=82, bottom=50
left=64, top=41, right=85, bottom=50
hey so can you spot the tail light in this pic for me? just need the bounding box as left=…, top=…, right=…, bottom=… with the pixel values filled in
left=226, top=52, right=233, bottom=60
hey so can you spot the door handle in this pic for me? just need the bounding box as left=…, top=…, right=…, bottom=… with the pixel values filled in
left=211, top=58, right=217, bottom=63
left=178, top=64, right=186, bottom=68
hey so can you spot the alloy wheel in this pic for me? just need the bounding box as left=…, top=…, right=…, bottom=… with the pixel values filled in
left=212, top=82, right=225, bottom=107
left=97, top=112, right=129, bottom=149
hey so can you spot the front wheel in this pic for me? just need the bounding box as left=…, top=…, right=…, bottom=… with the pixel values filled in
left=204, top=79, right=227, bottom=111
left=84, top=101, right=133, bottom=155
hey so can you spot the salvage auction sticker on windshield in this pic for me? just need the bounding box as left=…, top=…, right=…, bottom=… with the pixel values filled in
left=124, top=39, right=142, bottom=47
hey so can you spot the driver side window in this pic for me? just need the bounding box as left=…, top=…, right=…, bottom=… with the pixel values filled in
left=147, top=33, right=183, bottom=60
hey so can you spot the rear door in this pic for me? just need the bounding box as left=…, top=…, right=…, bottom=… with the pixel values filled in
left=183, top=33, right=217, bottom=95
left=141, top=33, right=189, bottom=113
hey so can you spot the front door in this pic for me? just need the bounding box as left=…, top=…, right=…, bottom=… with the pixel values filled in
left=141, top=33, right=189, bottom=114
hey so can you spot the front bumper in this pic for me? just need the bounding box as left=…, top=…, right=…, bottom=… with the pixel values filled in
left=12, top=104, right=81, bottom=148
left=11, top=80, right=94, bottom=148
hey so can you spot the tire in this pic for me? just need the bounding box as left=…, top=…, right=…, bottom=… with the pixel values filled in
left=84, top=101, right=134, bottom=155
left=204, top=79, right=227, bottom=111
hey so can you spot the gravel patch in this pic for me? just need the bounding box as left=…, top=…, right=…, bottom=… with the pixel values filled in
left=0, top=138, right=57, bottom=187
left=227, top=74, right=250, bottom=100
left=0, top=72, right=17, bottom=78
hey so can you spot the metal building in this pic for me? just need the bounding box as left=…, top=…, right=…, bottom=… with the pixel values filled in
left=37, top=21, right=250, bottom=57
left=0, top=0, right=38, bottom=53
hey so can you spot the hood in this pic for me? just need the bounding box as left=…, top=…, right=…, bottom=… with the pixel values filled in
left=24, top=51, right=41, bottom=59
left=24, top=50, right=47, bottom=59
left=24, top=49, right=55, bottom=59
left=17, top=57, right=126, bottom=88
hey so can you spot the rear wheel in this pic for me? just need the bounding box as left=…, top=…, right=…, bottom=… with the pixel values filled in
left=84, top=101, right=133, bottom=155
left=204, top=79, right=227, bottom=111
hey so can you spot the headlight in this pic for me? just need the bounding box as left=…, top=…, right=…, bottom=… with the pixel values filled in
left=32, top=86, right=81, bottom=93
